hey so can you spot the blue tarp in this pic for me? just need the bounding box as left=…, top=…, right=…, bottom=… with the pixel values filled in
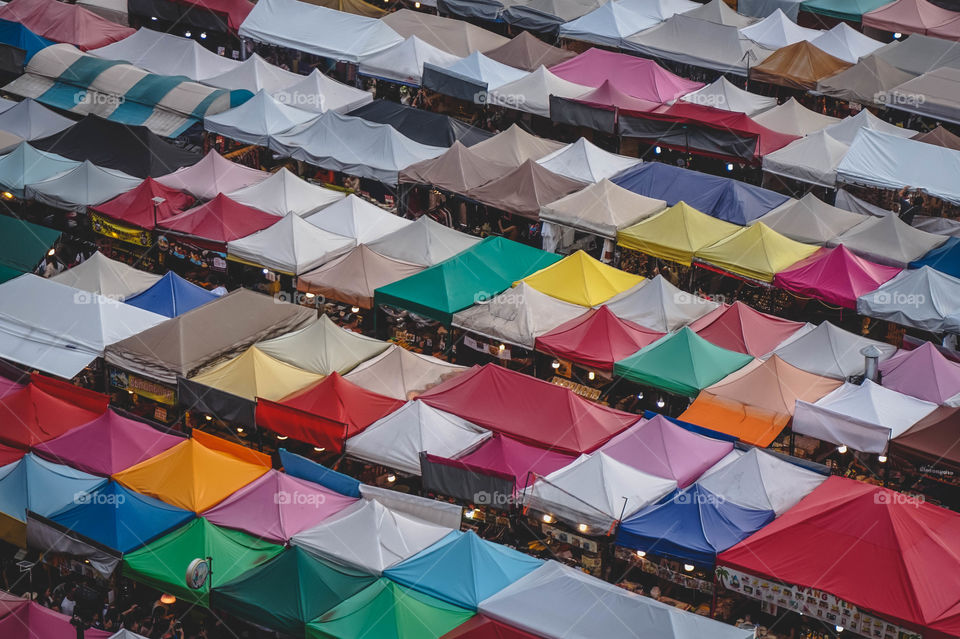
left=0, top=142, right=80, bottom=197
left=612, top=162, right=789, bottom=224
left=616, top=484, right=773, bottom=568
left=0, top=454, right=106, bottom=522
left=0, top=19, right=53, bottom=62
left=279, top=448, right=362, bottom=498
left=910, top=236, right=960, bottom=279
left=49, top=481, right=193, bottom=553
left=125, top=272, right=220, bottom=318
left=384, top=530, right=542, bottom=609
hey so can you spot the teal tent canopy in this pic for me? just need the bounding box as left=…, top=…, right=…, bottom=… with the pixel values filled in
left=0, top=214, right=59, bottom=283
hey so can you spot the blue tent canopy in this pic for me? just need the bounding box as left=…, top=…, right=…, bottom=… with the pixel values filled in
left=0, top=453, right=106, bottom=523
left=49, top=481, right=193, bottom=553
left=0, top=142, right=81, bottom=197
left=125, top=272, right=220, bottom=318
left=615, top=484, right=773, bottom=568
left=384, top=530, right=542, bottom=609
left=910, top=236, right=960, bottom=279
left=279, top=448, right=361, bottom=498
left=612, top=162, right=789, bottom=224
left=0, top=19, right=53, bottom=62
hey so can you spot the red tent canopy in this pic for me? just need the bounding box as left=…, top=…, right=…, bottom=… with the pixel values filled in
left=158, top=193, right=280, bottom=246
left=0, top=0, right=133, bottom=50
left=419, top=364, right=639, bottom=454
left=0, top=443, right=24, bottom=467
left=774, top=245, right=902, bottom=310
left=719, top=476, right=960, bottom=639
left=0, top=373, right=109, bottom=448
left=92, top=179, right=195, bottom=231
left=535, top=306, right=664, bottom=370
left=441, top=615, right=544, bottom=639
left=175, top=0, right=254, bottom=32
left=451, top=434, right=575, bottom=492
left=255, top=372, right=404, bottom=453
left=693, top=300, right=806, bottom=356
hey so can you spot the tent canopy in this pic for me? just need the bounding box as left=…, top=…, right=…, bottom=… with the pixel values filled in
left=469, top=124, right=566, bottom=166
left=616, top=201, right=740, bottom=266
left=382, top=8, right=508, bottom=56
left=89, top=28, right=240, bottom=81
left=270, top=69, right=374, bottom=114
left=125, top=272, right=220, bottom=318
left=880, top=341, right=960, bottom=405
left=559, top=0, right=700, bottom=48
left=739, top=9, right=820, bottom=48
left=604, top=275, right=720, bottom=332
left=0, top=19, right=53, bottom=63
left=680, top=77, right=777, bottom=116
left=0, top=375, right=108, bottom=450
left=815, top=53, right=916, bottom=107
left=348, top=101, right=492, bottom=148
left=0, top=602, right=111, bottom=639
left=344, top=345, right=465, bottom=401
left=535, top=305, right=664, bottom=370
left=520, top=250, right=643, bottom=306
left=358, top=36, right=460, bottom=87
left=203, top=53, right=301, bottom=94
left=298, top=245, right=423, bottom=310
left=399, top=141, right=513, bottom=194
left=52, top=251, right=160, bottom=301
left=226, top=167, right=343, bottom=217
left=422, top=52, right=528, bottom=101
left=753, top=193, right=866, bottom=245
left=0, top=99, right=71, bottom=141
left=25, top=160, right=141, bottom=212
left=892, top=406, right=960, bottom=472
left=156, top=150, right=268, bottom=201
left=90, top=178, right=194, bottom=230
left=750, top=40, right=853, bottom=90
left=0, top=0, right=133, bottom=50
left=800, top=0, right=889, bottom=21
left=695, top=222, right=819, bottom=282
left=828, top=205, right=947, bottom=267
left=536, top=138, right=640, bottom=185
left=0, top=142, right=78, bottom=197
left=0, top=213, right=60, bottom=283
left=485, top=31, right=575, bottom=70
left=772, top=320, right=896, bottom=379
left=539, top=178, right=663, bottom=240
left=204, top=89, right=318, bottom=147
left=489, top=65, right=591, bottom=118
left=159, top=193, right=280, bottom=245
left=911, top=236, right=960, bottom=279
left=857, top=266, right=960, bottom=333
left=363, top=214, right=479, bottom=265
left=305, top=194, right=411, bottom=244
left=824, top=108, right=917, bottom=146
left=451, top=434, right=576, bottom=493
left=694, top=301, right=808, bottom=356
left=185, top=345, right=324, bottom=406
left=752, top=97, right=838, bottom=136
left=774, top=245, right=901, bottom=309
left=227, top=213, right=354, bottom=275
left=256, top=314, right=389, bottom=376
left=808, top=22, right=883, bottom=64
left=863, top=0, right=959, bottom=35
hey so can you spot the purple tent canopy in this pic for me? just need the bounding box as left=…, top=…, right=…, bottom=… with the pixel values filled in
left=879, top=341, right=960, bottom=405
left=598, top=414, right=734, bottom=488
left=456, top=434, right=576, bottom=492
left=33, top=409, right=183, bottom=476
left=202, top=469, right=358, bottom=543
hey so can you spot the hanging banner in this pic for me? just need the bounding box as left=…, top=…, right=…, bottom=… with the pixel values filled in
left=157, top=235, right=228, bottom=272
left=91, top=213, right=153, bottom=247
left=109, top=368, right=176, bottom=405
left=716, top=567, right=922, bottom=639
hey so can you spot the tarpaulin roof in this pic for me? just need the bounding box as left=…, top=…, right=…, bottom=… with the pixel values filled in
left=452, top=281, right=586, bottom=350
left=680, top=355, right=842, bottom=445
left=879, top=341, right=960, bottom=405
left=480, top=561, right=755, bottom=639
left=680, top=77, right=776, bottom=116
left=0, top=0, right=132, bottom=50
left=858, top=266, right=960, bottom=332
left=123, top=517, right=282, bottom=607
left=539, top=178, right=662, bottom=240
left=0, top=141, right=78, bottom=197
left=420, top=363, right=640, bottom=454
left=0, top=453, right=106, bottom=524
left=549, top=47, right=703, bottom=103
left=348, top=101, right=491, bottom=149
left=753, top=193, right=865, bottom=245
left=211, top=546, right=375, bottom=636
left=752, top=97, right=838, bottom=136
left=794, top=379, right=937, bottom=452
left=239, top=0, right=403, bottom=63
left=344, top=345, right=464, bottom=401
left=298, top=245, right=423, bottom=310
left=374, top=235, right=561, bottom=324
left=448, top=434, right=575, bottom=493
left=828, top=205, right=947, bottom=267
left=614, top=327, right=753, bottom=397
left=912, top=236, right=960, bottom=278
left=800, top=0, right=889, bottom=21
left=520, top=250, right=643, bottom=306
left=881, top=66, right=960, bottom=125
left=271, top=69, right=374, bottom=115
left=774, top=244, right=901, bottom=309
left=687, top=0, right=756, bottom=25
left=203, top=53, right=301, bottom=94
left=424, top=50, right=529, bottom=99
left=30, top=115, right=200, bottom=178
left=559, top=0, right=700, bottom=47
left=693, top=301, right=809, bottom=356
left=382, top=8, right=507, bottom=56
left=156, top=150, right=268, bottom=201
left=227, top=167, right=343, bottom=217
left=719, top=476, right=960, bottom=637
left=891, top=406, right=960, bottom=471
left=90, top=178, right=194, bottom=230
left=25, top=159, right=141, bottom=212
left=616, top=201, right=740, bottom=266
left=815, top=52, right=916, bottom=107
left=159, top=193, right=280, bottom=245
left=114, top=430, right=271, bottom=512
left=227, top=212, right=354, bottom=275
left=52, top=251, right=159, bottom=301
left=863, top=0, right=958, bottom=35
left=603, top=275, right=720, bottom=332
left=503, top=0, right=605, bottom=35
left=34, top=409, right=181, bottom=476
left=386, top=530, right=542, bottom=609
left=552, top=79, right=660, bottom=135
left=824, top=108, right=917, bottom=146
left=695, top=222, right=820, bottom=282
left=915, top=125, right=960, bottom=151
left=535, top=305, right=664, bottom=370
left=469, top=123, right=566, bottom=166
left=202, top=469, right=357, bottom=543
left=0, top=99, right=70, bottom=141
left=104, top=288, right=315, bottom=384
left=443, top=615, right=543, bottom=639
left=0, top=213, right=60, bottom=283
left=489, top=65, right=591, bottom=118
left=204, top=89, right=318, bottom=147
left=739, top=8, right=820, bottom=48
left=597, top=414, right=733, bottom=487
left=772, top=320, right=896, bottom=379
left=536, top=138, right=640, bottom=185
left=809, top=22, right=883, bottom=63
left=750, top=40, right=853, bottom=90
left=302, top=0, right=386, bottom=18
left=89, top=27, right=239, bottom=81
left=125, top=272, right=219, bottom=318
left=613, top=161, right=789, bottom=224
left=0, top=602, right=111, bottom=639
left=485, top=31, right=575, bottom=70
left=0, top=275, right=165, bottom=379
left=292, top=498, right=455, bottom=573
left=305, top=194, right=411, bottom=244
left=0, top=18, right=52, bottom=63
left=346, top=400, right=490, bottom=476
left=359, top=36, right=460, bottom=87
left=399, top=141, right=513, bottom=194
left=256, top=314, right=389, bottom=376
left=280, top=448, right=361, bottom=498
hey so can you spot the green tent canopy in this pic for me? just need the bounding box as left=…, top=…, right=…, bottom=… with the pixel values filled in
left=122, top=518, right=283, bottom=607
left=613, top=327, right=753, bottom=397
left=800, top=0, right=889, bottom=21
left=306, top=578, right=475, bottom=639
left=0, top=215, right=59, bottom=283
left=211, top=546, right=376, bottom=636
left=374, top=235, right=561, bottom=324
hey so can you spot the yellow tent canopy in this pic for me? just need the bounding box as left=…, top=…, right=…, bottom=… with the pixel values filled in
left=188, top=346, right=324, bottom=403
left=519, top=250, right=643, bottom=306
left=616, top=202, right=739, bottom=266
left=300, top=0, right=386, bottom=17
left=695, top=222, right=818, bottom=282
left=114, top=431, right=271, bottom=512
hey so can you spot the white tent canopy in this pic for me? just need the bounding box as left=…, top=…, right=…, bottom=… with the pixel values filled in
left=524, top=452, right=676, bottom=530
left=536, top=138, right=640, bottom=184
left=753, top=193, right=866, bottom=245
left=0, top=99, right=72, bottom=141
left=270, top=69, right=374, bottom=115
left=793, top=380, right=937, bottom=453
left=25, top=161, right=141, bottom=212
left=0, top=274, right=165, bottom=379
left=680, top=77, right=776, bottom=116
left=489, top=65, right=591, bottom=118
left=226, top=213, right=355, bottom=275
left=809, top=23, right=883, bottom=64
left=226, top=167, right=344, bottom=217
left=358, top=36, right=460, bottom=86
left=430, top=51, right=528, bottom=90
left=345, top=400, right=491, bottom=475
left=51, top=251, right=160, bottom=301
left=604, top=275, right=719, bottom=332
left=291, top=498, right=455, bottom=573
left=238, top=0, right=404, bottom=63
left=561, top=0, right=699, bottom=47
left=89, top=28, right=240, bottom=81
left=857, top=266, right=960, bottom=333
left=761, top=129, right=849, bottom=188
left=256, top=313, right=388, bottom=375
left=203, top=53, right=303, bottom=94
left=305, top=194, right=412, bottom=243
left=365, top=215, right=480, bottom=266
left=752, top=97, right=839, bottom=136
left=823, top=109, right=916, bottom=146
left=771, top=321, right=896, bottom=379
left=827, top=210, right=947, bottom=267
left=739, top=9, right=820, bottom=48
left=686, top=0, right=756, bottom=27
left=344, top=345, right=464, bottom=400
left=479, top=561, right=755, bottom=639
left=452, top=281, right=586, bottom=349
left=156, top=151, right=269, bottom=201
left=539, top=178, right=664, bottom=239
left=204, top=90, right=318, bottom=146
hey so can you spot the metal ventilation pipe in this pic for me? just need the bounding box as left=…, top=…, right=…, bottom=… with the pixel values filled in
left=861, top=345, right=883, bottom=383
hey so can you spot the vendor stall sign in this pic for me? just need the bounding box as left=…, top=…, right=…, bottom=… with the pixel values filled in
left=717, top=567, right=922, bottom=639
left=109, top=368, right=176, bottom=405
left=91, top=213, right=153, bottom=247
left=550, top=376, right=601, bottom=401
left=463, top=334, right=511, bottom=360
left=157, top=235, right=228, bottom=272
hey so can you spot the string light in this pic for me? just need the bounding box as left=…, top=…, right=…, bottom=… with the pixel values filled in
left=577, top=524, right=589, bottom=533
left=587, top=371, right=595, bottom=381
left=683, top=564, right=695, bottom=572
left=878, top=455, right=887, bottom=463
left=837, top=445, right=848, bottom=454
left=541, top=514, right=554, bottom=524
left=313, top=446, right=325, bottom=452
left=656, top=398, right=665, bottom=408
left=635, top=550, right=646, bottom=558
left=386, top=474, right=396, bottom=483
left=551, top=360, right=560, bottom=369
left=276, top=434, right=288, bottom=440
left=351, top=306, right=360, bottom=313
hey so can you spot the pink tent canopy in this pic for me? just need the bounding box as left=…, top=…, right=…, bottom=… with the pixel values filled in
left=565, top=79, right=660, bottom=112
left=155, top=151, right=268, bottom=201
left=535, top=306, right=664, bottom=370
left=0, top=0, right=133, bottom=50
left=455, top=434, right=576, bottom=492
left=549, top=48, right=703, bottom=104
left=597, top=414, right=734, bottom=488
left=693, top=301, right=807, bottom=356
left=0, top=602, right=111, bottom=639
left=202, top=469, right=358, bottom=543
left=863, top=0, right=959, bottom=35
left=879, top=341, right=960, bottom=405
left=773, top=245, right=901, bottom=310
left=33, top=409, right=183, bottom=476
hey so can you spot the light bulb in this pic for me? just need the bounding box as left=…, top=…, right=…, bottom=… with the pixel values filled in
left=2, top=191, right=13, bottom=200
left=184, top=30, right=192, bottom=37
left=837, top=445, right=848, bottom=454
left=415, top=1, right=421, bottom=5
left=878, top=455, right=887, bottom=463
left=204, top=415, right=212, bottom=421
left=351, top=306, right=360, bottom=313
left=313, top=446, right=325, bottom=452
left=577, top=523, right=589, bottom=533
left=726, top=163, right=734, bottom=172
left=236, top=427, right=244, bottom=433
left=683, top=564, right=695, bottom=572
left=654, top=146, right=661, bottom=154
left=588, top=371, right=595, bottom=380
left=636, top=550, right=646, bottom=558
left=637, top=392, right=644, bottom=399
left=262, top=268, right=269, bottom=275
left=656, top=398, right=665, bottom=408
left=305, top=292, right=315, bottom=299
left=150, top=15, right=157, bottom=20
left=386, top=474, right=396, bottom=483
left=465, top=509, right=475, bottom=519
left=893, top=32, right=902, bottom=39
left=836, top=627, right=844, bottom=633
left=498, top=343, right=506, bottom=352
left=541, top=514, right=554, bottom=524
left=200, top=32, right=207, bottom=39
left=47, top=247, right=55, bottom=255
left=551, top=360, right=560, bottom=369
left=276, top=434, right=288, bottom=440
left=160, top=594, right=176, bottom=605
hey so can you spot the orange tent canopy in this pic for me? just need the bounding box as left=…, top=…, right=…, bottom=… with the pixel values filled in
left=750, top=41, right=852, bottom=90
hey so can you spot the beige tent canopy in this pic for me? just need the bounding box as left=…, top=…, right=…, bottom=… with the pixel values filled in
left=52, top=251, right=160, bottom=300
left=540, top=179, right=665, bottom=240
left=365, top=216, right=480, bottom=267
left=466, top=159, right=586, bottom=219
left=484, top=31, right=576, bottom=71
left=752, top=98, right=839, bottom=136
left=381, top=9, right=508, bottom=57
left=816, top=54, right=916, bottom=107
left=344, top=344, right=466, bottom=400
left=399, top=141, right=513, bottom=194
left=468, top=124, right=566, bottom=166
left=255, top=313, right=389, bottom=375
left=297, top=244, right=424, bottom=310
